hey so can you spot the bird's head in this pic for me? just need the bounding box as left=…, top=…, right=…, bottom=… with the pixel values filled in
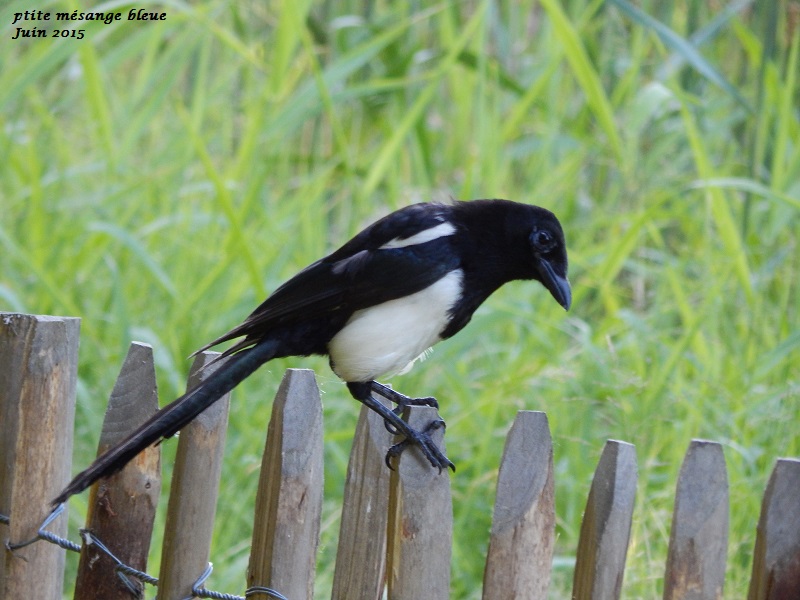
left=523, top=208, right=571, bottom=311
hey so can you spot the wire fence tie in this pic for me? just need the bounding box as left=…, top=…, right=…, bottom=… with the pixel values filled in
left=80, top=528, right=158, bottom=596
left=5, top=503, right=80, bottom=553
left=183, top=562, right=288, bottom=600
left=1, top=506, right=287, bottom=600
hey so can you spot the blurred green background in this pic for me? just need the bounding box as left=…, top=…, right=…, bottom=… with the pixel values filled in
left=2, top=0, right=798, bottom=597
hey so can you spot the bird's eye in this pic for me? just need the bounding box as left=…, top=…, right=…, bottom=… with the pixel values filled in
left=532, top=229, right=554, bottom=252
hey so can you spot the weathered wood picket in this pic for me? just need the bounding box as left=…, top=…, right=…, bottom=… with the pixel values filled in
left=1, top=313, right=798, bottom=599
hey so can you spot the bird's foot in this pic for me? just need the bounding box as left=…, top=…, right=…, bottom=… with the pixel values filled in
left=346, top=381, right=455, bottom=472
left=385, top=418, right=455, bottom=472
left=370, top=381, right=439, bottom=434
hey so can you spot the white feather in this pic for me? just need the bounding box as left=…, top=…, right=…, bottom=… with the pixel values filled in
left=379, top=221, right=456, bottom=249
left=328, top=269, right=463, bottom=381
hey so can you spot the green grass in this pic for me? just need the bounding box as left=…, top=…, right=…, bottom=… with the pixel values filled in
left=2, top=0, right=798, bottom=597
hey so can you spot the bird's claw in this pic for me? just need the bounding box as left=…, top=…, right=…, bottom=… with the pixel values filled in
left=411, top=396, right=439, bottom=410
left=385, top=418, right=455, bottom=472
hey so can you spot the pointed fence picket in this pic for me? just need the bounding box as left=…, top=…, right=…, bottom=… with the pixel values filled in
left=1, top=312, right=799, bottom=600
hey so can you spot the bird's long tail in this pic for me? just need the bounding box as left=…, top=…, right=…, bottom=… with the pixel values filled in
left=53, top=339, right=280, bottom=505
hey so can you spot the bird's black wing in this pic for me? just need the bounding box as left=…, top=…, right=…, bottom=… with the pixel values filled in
left=196, top=203, right=460, bottom=356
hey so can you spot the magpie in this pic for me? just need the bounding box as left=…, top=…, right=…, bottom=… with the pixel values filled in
left=54, top=199, right=570, bottom=505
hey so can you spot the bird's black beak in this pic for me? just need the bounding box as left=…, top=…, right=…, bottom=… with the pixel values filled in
left=538, top=257, right=571, bottom=311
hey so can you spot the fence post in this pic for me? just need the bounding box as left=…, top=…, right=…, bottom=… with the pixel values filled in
left=747, top=458, right=800, bottom=600
left=0, top=313, right=80, bottom=600
left=331, top=401, right=392, bottom=600
left=663, top=440, right=728, bottom=600
left=386, top=406, right=452, bottom=600
left=156, top=352, right=231, bottom=600
left=247, top=369, right=324, bottom=600
left=572, top=440, right=637, bottom=600
left=74, top=342, right=162, bottom=600
left=483, top=411, right=555, bottom=600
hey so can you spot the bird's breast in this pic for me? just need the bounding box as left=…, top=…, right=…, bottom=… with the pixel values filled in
left=328, top=269, right=464, bottom=382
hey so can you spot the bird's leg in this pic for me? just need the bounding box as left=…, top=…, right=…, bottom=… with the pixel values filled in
left=369, top=380, right=439, bottom=434
left=347, top=382, right=455, bottom=472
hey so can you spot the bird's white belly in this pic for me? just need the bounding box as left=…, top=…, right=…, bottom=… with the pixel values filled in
left=328, top=269, right=463, bottom=382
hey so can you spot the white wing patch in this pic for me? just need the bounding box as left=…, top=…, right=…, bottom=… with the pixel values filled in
left=380, top=221, right=456, bottom=250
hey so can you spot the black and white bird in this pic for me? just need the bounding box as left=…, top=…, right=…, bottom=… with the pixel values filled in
left=54, top=199, right=570, bottom=505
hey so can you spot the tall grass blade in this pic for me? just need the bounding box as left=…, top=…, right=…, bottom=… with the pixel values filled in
left=680, top=103, right=754, bottom=304
left=87, top=222, right=178, bottom=298
left=688, top=178, right=800, bottom=211
left=609, top=0, right=752, bottom=112
left=359, top=3, right=489, bottom=200
left=176, top=104, right=267, bottom=300
left=539, top=0, right=624, bottom=163
left=656, top=0, right=754, bottom=79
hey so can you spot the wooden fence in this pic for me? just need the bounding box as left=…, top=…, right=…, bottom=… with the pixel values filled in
left=1, top=312, right=798, bottom=599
